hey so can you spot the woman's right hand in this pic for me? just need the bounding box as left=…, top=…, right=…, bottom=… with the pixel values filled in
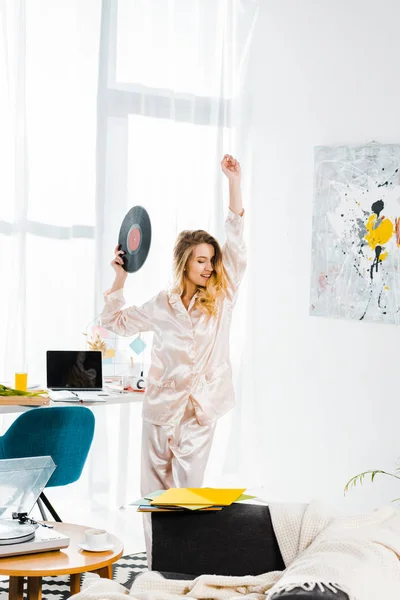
left=111, top=245, right=127, bottom=278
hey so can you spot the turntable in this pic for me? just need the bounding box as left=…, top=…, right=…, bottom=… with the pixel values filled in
left=0, top=456, right=70, bottom=557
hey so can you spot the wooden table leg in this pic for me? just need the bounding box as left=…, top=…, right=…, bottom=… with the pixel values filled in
left=70, top=573, right=81, bottom=595
left=96, top=564, right=113, bottom=579
left=27, top=577, right=42, bottom=600
left=9, top=576, right=24, bottom=600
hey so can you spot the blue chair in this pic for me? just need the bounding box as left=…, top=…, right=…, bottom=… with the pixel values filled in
left=0, top=406, right=95, bottom=521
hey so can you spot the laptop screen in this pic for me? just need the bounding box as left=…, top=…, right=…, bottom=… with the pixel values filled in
left=46, top=351, right=103, bottom=390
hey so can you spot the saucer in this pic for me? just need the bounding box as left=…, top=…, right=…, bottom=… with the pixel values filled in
left=78, top=542, right=114, bottom=552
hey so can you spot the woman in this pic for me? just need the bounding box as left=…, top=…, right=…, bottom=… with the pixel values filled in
left=101, top=154, right=246, bottom=500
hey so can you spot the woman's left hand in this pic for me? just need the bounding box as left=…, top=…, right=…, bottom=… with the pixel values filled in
left=221, top=154, right=241, bottom=182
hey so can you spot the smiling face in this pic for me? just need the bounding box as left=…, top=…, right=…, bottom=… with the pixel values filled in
left=185, top=243, right=215, bottom=288
left=172, top=229, right=229, bottom=316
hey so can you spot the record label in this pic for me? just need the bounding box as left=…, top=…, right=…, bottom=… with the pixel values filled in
left=128, top=225, right=142, bottom=253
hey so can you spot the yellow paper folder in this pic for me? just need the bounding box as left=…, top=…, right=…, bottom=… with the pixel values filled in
left=150, top=488, right=246, bottom=507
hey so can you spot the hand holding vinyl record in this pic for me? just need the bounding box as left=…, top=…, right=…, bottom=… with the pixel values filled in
left=111, top=245, right=127, bottom=278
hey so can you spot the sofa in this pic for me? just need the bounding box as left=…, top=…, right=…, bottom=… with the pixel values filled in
left=150, top=503, right=350, bottom=599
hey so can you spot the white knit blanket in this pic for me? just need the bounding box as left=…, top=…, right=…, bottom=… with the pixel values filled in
left=71, top=501, right=400, bottom=600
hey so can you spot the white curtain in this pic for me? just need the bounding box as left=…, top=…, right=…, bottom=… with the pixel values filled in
left=0, top=0, right=259, bottom=511
left=97, top=0, right=259, bottom=505
left=0, top=0, right=101, bottom=384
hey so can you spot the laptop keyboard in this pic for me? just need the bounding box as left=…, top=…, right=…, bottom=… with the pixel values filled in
left=48, top=390, right=78, bottom=401
left=48, top=390, right=109, bottom=402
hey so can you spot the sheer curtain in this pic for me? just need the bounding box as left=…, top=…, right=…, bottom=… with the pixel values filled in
left=96, top=0, right=259, bottom=504
left=0, top=0, right=100, bottom=385
left=0, top=0, right=104, bottom=511
left=96, top=0, right=258, bottom=308
left=0, top=0, right=259, bottom=509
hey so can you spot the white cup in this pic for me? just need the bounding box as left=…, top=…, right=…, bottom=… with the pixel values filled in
left=85, top=528, right=108, bottom=550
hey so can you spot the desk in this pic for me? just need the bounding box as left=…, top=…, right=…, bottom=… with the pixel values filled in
left=0, top=393, right=144, bottom=508
left=0, top=392, right=143, bottom=415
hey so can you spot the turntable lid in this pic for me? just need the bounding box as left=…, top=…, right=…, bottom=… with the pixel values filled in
left=0, top=457, right=56, bottom=519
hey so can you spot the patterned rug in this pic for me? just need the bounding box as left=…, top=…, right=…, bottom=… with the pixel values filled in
left=0, top=552, right=147, bottom=599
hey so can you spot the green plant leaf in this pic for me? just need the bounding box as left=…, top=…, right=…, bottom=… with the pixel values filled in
left=344, top=469, right=400, bottom=495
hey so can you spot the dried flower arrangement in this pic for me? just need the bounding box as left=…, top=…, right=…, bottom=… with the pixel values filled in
left=83, top=331, right=108, bottom=357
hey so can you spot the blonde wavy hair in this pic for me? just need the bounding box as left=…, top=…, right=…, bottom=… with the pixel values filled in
left=172, top=230, right=230, bottom=317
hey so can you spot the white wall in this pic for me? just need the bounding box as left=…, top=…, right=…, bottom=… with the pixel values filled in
left=248, top=0, right=400, bottom=511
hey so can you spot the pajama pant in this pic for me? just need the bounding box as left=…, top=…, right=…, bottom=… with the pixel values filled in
left=141, top=398, right=215, bottom=568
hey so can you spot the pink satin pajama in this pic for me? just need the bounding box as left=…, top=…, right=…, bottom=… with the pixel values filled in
left=141, top=397, right=215, bottom=496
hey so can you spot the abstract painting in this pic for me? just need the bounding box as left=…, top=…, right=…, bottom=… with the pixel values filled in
left=310, top=143, right=400, bottom=324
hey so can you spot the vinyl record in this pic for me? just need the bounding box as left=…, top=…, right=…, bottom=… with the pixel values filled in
left=0, top=522, right=36, bottom=545
left=118, top=206, right=152, bottom=273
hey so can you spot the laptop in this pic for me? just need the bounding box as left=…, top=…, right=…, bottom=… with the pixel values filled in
left=46, top=350, right=104, bottom=392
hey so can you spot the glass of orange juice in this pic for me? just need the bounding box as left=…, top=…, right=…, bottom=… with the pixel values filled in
left=15, top=371, right=28, bottom=391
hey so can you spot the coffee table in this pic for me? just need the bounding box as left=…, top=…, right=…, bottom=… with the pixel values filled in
left=0, top=522, right=124, bottom=599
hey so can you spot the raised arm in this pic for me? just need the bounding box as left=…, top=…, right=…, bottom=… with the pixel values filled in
left=221, top=154, right=243, bottom=216
left=221, top=155, right=247, bottom=297
left=100, top=245, right=154, bottom=336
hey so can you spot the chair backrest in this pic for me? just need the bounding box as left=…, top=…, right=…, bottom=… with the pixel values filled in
left=0, top=406, right=95, bottom=487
